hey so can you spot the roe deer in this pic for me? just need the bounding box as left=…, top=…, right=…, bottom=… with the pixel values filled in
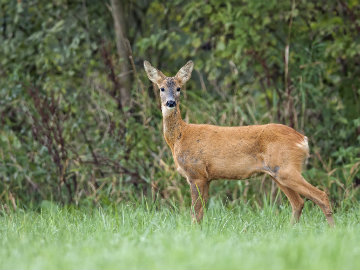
left=144, top=60, right=334, bottom=226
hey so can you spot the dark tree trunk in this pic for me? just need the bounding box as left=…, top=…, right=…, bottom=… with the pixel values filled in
left=110, top=0, right=131, bottom=110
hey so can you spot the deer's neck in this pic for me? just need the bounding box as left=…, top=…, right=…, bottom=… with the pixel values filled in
left=162, top=105, right=185, bottom=150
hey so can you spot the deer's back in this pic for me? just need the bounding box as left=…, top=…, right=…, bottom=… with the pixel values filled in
left=173, top=123, right=308, bottom=181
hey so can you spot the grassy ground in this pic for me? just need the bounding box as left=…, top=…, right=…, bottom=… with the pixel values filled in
left=0, top=200, right=359, bottom=270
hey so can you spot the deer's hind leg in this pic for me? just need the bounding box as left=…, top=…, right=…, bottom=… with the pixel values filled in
left=276, top=168, right=335, bottom=227
left=273, top=179, right=304, bottom=224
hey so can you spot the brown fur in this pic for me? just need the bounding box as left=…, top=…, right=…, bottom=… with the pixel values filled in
left=144, top=60, right=334, bottom=226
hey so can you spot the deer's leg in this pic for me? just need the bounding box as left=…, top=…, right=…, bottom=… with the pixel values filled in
left=277, top=170, right=335, bottom=227
left=274, top=180, right=304, bottom=224
left=189, top=179, right=210, bottom=223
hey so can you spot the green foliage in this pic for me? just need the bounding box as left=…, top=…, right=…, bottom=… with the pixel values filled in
left=0, top=0, right=359, bottom=207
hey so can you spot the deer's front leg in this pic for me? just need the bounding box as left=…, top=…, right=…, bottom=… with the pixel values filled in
left=189, top=179, right=210, bottom=223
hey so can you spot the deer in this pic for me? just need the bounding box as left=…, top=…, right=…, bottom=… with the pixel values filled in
left=144, top=60, right=335, bottom=227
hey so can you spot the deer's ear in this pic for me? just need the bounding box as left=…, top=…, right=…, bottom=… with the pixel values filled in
left=144, top=61, right=165, bottom=85
left=175, top=60, right=194, bottom=85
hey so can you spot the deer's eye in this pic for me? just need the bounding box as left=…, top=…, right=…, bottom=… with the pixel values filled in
left=160, top=88, right=165, bottom=92
left=176, top=87, right=181, bottom=92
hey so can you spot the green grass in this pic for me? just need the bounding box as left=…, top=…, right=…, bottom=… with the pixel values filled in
left=1, top=200, right=360, bottom=270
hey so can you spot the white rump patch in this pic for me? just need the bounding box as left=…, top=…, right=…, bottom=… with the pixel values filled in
left=296, top=136, right=309, bottom=154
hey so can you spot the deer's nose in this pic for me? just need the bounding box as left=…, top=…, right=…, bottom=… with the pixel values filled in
left=166, top=100, right=176, bottom=108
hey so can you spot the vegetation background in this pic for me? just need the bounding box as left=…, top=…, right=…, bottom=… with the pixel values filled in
left=1, top=0, right=360, bottom=210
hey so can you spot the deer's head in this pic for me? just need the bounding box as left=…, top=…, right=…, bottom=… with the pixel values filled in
left=144, top=61, right=193, bottom=114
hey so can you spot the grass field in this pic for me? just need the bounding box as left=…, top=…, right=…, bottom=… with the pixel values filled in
left=1, top=200, right=360, bottom=270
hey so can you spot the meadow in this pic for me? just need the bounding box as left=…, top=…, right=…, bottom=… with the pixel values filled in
left=1, top=200, right=359, bottom=270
